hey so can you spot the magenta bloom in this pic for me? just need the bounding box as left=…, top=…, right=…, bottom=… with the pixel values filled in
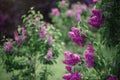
left=51, top=8, right=60, bottom=16
left=88, top=9, right=104, bottom=29
left=63, top=52, right=81, bottom=66
left=47, top=35, right=53, bottom=46
left=4, top=41, right=13, bottom=53
left=73, top=4, right=82, bottom=15
left=61, top=0, right=66, bottom=8
left=46, top=48, right=53, bottom=60
left=93, top=0, right=98, bottom=4
left=67, top=9, right=72, bottom=18
left=84, top=50, right=95, bottom=68
left=68, top=27, right=86, bottom=47
left=66, top=66, right=72, bottom=73
left=87, top=44, right=95, bottom=53
left=63, top=71, right=82, bottom=80
left=107, top=76, right=117, bottom=80
left=39, top=25, right=46, bottom=38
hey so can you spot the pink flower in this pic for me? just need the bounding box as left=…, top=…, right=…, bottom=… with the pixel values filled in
left=51, top=8, right=60, bottom=16
left=67, top=9, right=72, bottom=18
left=21, top=26, right=27, bottom=39
left=66, top=66, right=72, bottom=73
left=4, top=41, right=13, bottom=53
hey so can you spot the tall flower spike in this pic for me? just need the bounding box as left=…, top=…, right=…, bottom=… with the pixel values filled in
left=39, top=25, right=46, bottom=38
left=21, top=26, right=27, bottom=40
left=61, top=0, right=66, bottom=8
left=46, top=48, right=53, bottom=60
left=14, top=31, right=21, bottom=45
left=67, top=9, right=72, bottom=18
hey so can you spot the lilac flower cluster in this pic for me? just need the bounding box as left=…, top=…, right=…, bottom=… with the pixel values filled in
left=67, top=9, right=72, bottom=18
left=39, top=25, right=46, bottom=38
left=46, top=48, right=53, bottom=60
left=63, top=51, right=81, bottom=66
left=84, top=44, right=95, bottom=68
left=88, top=9, right=104, bottom=29
left=51, top=8, right=60, bottom=16
left=63, top=52, right=82, bottom=80
left=63, top=70, right=82, bottom=80
left=61, top=0, right=66, bottom=8
left=107, top=76, right=117, bottom=80
left=68, top=27, right=86, bottom=47
left=93, top=0, right=98, bottom=4
left=4, top=41, right=13, bottom=53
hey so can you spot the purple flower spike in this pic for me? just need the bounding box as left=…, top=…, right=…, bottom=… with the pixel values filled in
left=14, top=31, right=21, bottom=45
left=63, top=52, right=81, bottom=66
left=87, top=44, right=95, bottom=53
left=88, top=9, right=104, bottom=29
left=4, top=41, right=13, bottom=53
left=66, top=66, right=72, bottom=73
left=107, top=76, right=117, bottom=80
left=46, top=48, right=53, bottom=60
left=61, top=0, right=66, bottom=8
left=21, top=26, right=27, bottom=40
left=51, top=8, right=60, bottom=16
left=39, top=25, right=46, bottom=38
left=47, top=35, right=53, bottom=46
left=84, top=50, right=95, bottom=68
left=63, top=73, right=72, bottom=80
left=68, top=27, right=86, bottom=47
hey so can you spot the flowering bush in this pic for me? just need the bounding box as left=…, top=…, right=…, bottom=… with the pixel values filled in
left=50, top=0, right=89, bottom=43
left=0, top=8, right=62, bottom=80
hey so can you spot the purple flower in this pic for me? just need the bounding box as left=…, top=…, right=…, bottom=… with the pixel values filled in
left=63, top=52, right=81, bottom=66
left=87, top=44, right=95, bottom=53
left=73, top=4, right=82, bottom=15
left=46, top=48, right=53, bottom=60
left=75, top=14, right=81, bottom=22
left=39, top=25, right=46, bottom=38
left=4, top=41, right=13, bottom=53
left=107, top=76, right=117, bottom=80
left=88, top=9, right=104, bottom=29
left=51, top=8, right=60, bottom=16
left=66, top=66, right=72, bottom=73
left=67, top=9, right=72, bottom=18
left=68, top=27, right=86, bottom=47
left=47, top=35, right=53, bottom=46
left=93, top=0, right=98, bottom=4
left=61, top=0, right=66, bottom=8
left=14, top=31, right=21, bottom=45
left=63, top=71, right=82, bottom=80
left=21, top=26, right=27, bottom=40
left=84, top=50, right=95, bottom=68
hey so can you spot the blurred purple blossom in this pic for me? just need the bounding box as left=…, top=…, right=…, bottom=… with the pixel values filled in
left=39, top=25, right=46, bottom=38
left=46, top=48, right=53, bottom=60
left=21, top=26, right=27, bottom=40
left=47, top=34, right=53, bottom=46
left=68, top=27, right=86, bottom=47
left=4, top=41, right=13, bottom=53
left=67, top=9, right=72, bottom=18
left=66, top=66, right=72, bottom=73
left=14, top=31, right=21, bottom=45
left=51, top=8, right=60, bottom=16
left=88, top=9, right=104, bottom=29
left=61, top=0, right=66, bottom=8
left=84, top=44, right=95, bottom=68
left=63, top=51, right=81, bottom=66
left=93, top=0, right=98, bottom=4
left=75, top=14, right=81, bottom=22
left=63, top=70, right=82, bottom=80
